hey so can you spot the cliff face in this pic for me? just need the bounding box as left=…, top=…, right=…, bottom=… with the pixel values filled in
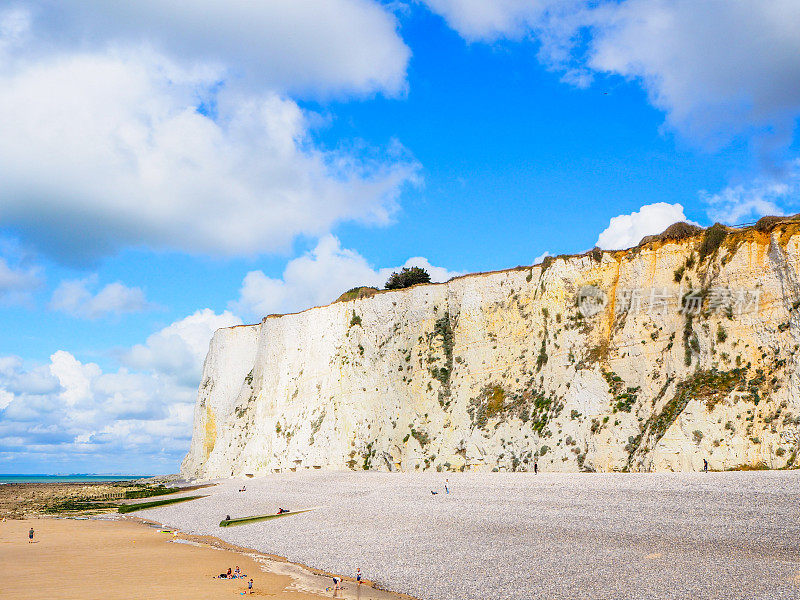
left=182, top=223, right=800, bottom=478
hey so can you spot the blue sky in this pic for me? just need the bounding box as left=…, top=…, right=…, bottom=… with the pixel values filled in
left=1, top=0, right=799, bottom=474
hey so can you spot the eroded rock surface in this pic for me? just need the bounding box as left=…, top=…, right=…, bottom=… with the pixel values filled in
left=183, top=222, right=800, bottom=478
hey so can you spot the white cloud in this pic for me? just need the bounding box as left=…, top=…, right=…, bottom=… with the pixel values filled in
left=12, top=1, right=409, bottom=98
left=0, top=308, right=241, bottom=472
left=124, top=309, right=242, bottom=385
left=230, top=235, right=463, bottom=319
left=0, top=6, right=417, bottom=264
left=0, top=47, right=418, bottom=264
left=50, top=276, right=151, bottom=319
left=422, top=0, right=570, bottom=42
left=596, top=202, right=692, bottom=249
left=701, top=165, right=800, bottom=224
left=0, top=255, right=41, bottom=304
left=424, top=1, right=800, bottom=159
left=533, top=251, right=551, bottom=264
left=586, top=0, right=800, bottom=155
left=48, top=350, right=100, bottom=407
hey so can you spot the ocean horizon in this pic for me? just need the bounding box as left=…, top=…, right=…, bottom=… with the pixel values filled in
left=0, top=474, right=153, bottom=484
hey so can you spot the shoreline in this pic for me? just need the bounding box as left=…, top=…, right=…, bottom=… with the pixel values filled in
left=2, top=515, right=413, bottom=600
left=125, top=513, right=417, bottom=600
left=143, top=471, right=800, bottom=600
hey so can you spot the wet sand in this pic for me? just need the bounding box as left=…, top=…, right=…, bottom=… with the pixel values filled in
left=0, top=518, right=407, bottom=600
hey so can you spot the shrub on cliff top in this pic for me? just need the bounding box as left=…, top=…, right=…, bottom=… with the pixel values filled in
left=754, top=215, right=787, bottom=232
left=698, top=223, right=729, bottom=262
left=335, top=286, right=378, bottom=303
left=638, top=222, right=704, bottom=246
left=385, top=267, right=431, bottom=290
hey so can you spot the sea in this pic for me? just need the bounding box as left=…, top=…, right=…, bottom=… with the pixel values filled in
left=0, top=474, right=151, bottom=484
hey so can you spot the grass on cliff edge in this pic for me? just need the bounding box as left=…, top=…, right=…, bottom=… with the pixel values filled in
left=118, top=495, right=205, bottom=513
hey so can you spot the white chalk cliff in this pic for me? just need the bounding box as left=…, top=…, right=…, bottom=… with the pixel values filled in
left=182, top=221, right=800, bottom=478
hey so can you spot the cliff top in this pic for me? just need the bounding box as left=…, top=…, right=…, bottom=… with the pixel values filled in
left=239, top=214, right=800, bottom=325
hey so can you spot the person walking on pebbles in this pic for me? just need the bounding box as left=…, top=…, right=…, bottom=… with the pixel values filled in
left=356, top=568, right=362, bottom=585
left=444, top=478, right=449, bottom=494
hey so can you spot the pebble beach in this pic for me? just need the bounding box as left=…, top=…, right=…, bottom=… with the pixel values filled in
left=141, top=471, right=800, bottom=600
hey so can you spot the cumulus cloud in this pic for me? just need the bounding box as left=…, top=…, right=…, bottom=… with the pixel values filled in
left=0, top=351, right=194, bottom=472
left=595, top=202, right=692, bottom=249
left=49, top=276, right=151, bottom=319
left=124, top=309, right=242, bottom=386
left=21, top=0, right=409, bottom=97
left=422, top=0, right=573, bottom=42
left=0, top=47, right=419, bottom=264
left=0, top=308, right=240, bottom=472
left=230, top=235, right=463, bottom=319
left=0, top=255, right=41, bottom=304
left=701, top=164, right=800, bottom=224
left=425, top=0, right=800, bottom=161
left=0, top=5, right=417, bottom=264
left=586, top=1, right=800, bottom=156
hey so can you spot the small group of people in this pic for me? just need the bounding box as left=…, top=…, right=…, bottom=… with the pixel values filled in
left=433, top=479, right=451, bottom=496
left=331, top=568, right=363, bottom=592
left=215, top=566, right=254, bottom=593
left=217, top=566, right=247, bottom=579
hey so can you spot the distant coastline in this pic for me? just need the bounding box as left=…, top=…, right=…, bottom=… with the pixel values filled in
left=0, top=474, right=150, bottom=484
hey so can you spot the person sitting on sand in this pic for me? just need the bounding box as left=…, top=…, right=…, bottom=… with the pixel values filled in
left=227, top=568, right=232, bottom=578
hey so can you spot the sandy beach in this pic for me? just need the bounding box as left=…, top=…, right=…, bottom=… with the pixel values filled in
left=0, top=517, right=407, bottom=600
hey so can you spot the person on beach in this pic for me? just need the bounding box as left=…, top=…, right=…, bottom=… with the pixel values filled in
left=445, top=479, right=449, bottom=494
left=333, top=576, right=340, bottom=591
left=28, top=527, right=34, bottom=543
left=703, top=459, right=708, bottom=472
left=248, top=579, right=253, bottom=593
left=534, top=461, right=538, bottom=474
left=356, top=568, right=362, bottom=584
left=227, top=568, right=232, bottom=578
left=234, top=566, right=240, bottom=576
